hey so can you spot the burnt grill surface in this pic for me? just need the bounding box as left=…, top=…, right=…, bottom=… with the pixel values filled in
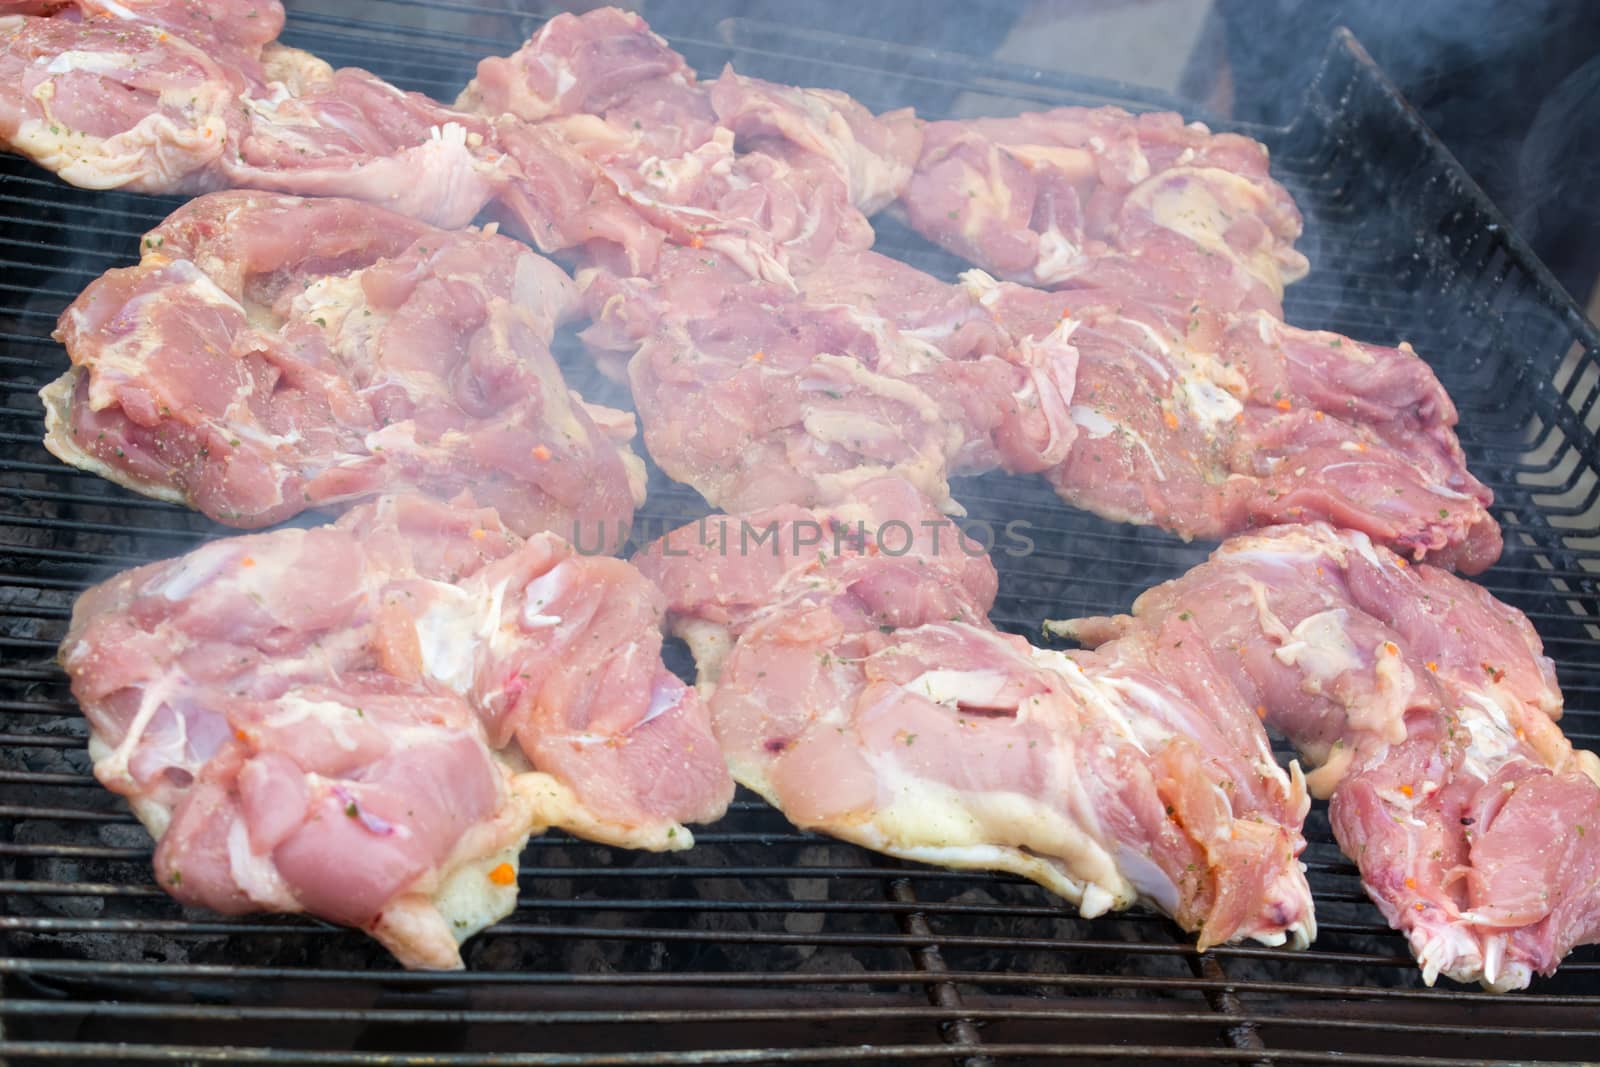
left=2, top=4, right=1599, bottom=1064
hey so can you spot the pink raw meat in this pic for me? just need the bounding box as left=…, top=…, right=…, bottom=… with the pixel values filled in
left=60, top=493, right=734, bottom=968
left=1059, top=522, right=1600, bottom=989
left=578, top=246, right=1076, bottom=514
left=976, top=277, right=1501, bottom=572
left=899, top=106, right=1308, bottom=314
left=41, top=190, right=644, bottom=541
left=636, top=478, right=1314, bottom=951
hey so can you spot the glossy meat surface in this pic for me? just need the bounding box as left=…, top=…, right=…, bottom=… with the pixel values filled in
left=0, top=2, right=508, bottom=222
left=975, top=276, right=1501, bottom=572
left=42, top=191, right=644, bottom=540
left=579, top=246, right=1076, bottom=514
left=458, top=7, right=917, bottom=274
left=1058, top=523, right=1600, bottom=989
left=59, top=494, right=734, bottom=967
left=637, top=478, right=1314, bottom=950
left=900, top=106, right=1307, bottom=314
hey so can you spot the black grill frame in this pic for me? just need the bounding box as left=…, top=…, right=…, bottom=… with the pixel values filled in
left=2, top=5, right=1599, bottom=1064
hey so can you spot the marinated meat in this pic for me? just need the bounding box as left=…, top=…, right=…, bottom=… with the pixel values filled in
left=0, top=2, right=508, bottom=223
left=459, top=6, right=916, bottom=276
left=1057, top=523, right=1600, bottom=989
left=900, top=106, right=1308, bottom=314
left=636, top=478, right=1315, bottom=950
left=223, top=48, right=511, bottom=229
left=578, top=246, right=1075, bottom=514
left=973, top=275, right=1501, bottom=572
left=707, top=66, right=922, bottom=215
left=59, top=494, right=734, bottom=968
left=42, top=191, right=644, bottom=540
left=0, top=6, right=249, bottom=192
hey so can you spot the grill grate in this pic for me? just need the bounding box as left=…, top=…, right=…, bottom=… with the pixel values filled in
left=3, top=4, right=1600, bottom=1064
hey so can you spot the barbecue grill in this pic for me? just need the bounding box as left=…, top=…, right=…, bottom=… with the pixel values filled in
left=3, top=4, right=1599, bottom=1064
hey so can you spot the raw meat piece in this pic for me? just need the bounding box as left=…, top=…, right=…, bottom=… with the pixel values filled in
left=487, top=117, right=671, bottom=275
left=578, top=246, right=1076, bottom=514
left=1056, top=523, right=1600, bottom=989
left=973, top=275, right=1501, bottom=573
left=456, top=5, right=715, bottom=262
left=592, top=129, right=876, bottom=282
left=900, top=106, right=1308, bottom=314
left=0, top=3, right=508, bottom=222
left=708, top=66, right=923, bottom=214
left=459, top=8, right=915, bottom=274
left=457, top=6, right=712, bottom=152
left=497, top=119, right=872, bottom=283
left=59, top=494, right=734, bottom=968
left=0, top=1, right=285, bottom=50
left=222, top=48, right=512, bottom=229
left=41, top=190, right=644, bottom=541
left=0, top=7, right=246, bottom=191
left=636, top=478, right=1315, bottom=950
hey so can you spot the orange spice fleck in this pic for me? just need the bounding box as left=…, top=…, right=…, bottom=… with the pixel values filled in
left=1274, top=398, right=1293, bottom=412
left=1399, top=784, right=1414, bottom=797
left=488, top=862, right=517, bottom=886
left=750, top=350, right=766, bottom=363
left=1382, top=641, right=1399, bottom=656
left=470, top=528, right=488, bottom=541
left=531, top=445, right=552, bottom=461
left=1163, top=410, right=1180, bottom=430
left=1414, top=902, right=1426, bottom=912
left=1425, top=661, right=1439, bottom=673
left=1255, top=704, right=1267, bottom=720
left=1404, top=877, right=1417, bottom=890
left=239, top=556, right=256, bottom=568
left=688, top=234, right=704, bottom=249
left=1393, top=556, right=1409, bottom=568
left=1233, top=411, right=1246, bottom=423
left=234, top=729, right=250, bottom=743
left=1312, top=410, right=1325, bottom=421
left=1060, top=308, right=1072, bottom=320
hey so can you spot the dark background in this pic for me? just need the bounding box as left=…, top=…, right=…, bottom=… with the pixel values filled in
left=622, top=0, right=1600, bottom=316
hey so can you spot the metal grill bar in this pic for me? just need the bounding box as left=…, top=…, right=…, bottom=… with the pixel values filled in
left=0, top=1042, right=1581, bottom=1065
left=6, top=956, right=1597, bottom=1004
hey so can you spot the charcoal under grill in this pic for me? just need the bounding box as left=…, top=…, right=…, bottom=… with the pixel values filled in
left=2, top=4, right=1599, bottom=1064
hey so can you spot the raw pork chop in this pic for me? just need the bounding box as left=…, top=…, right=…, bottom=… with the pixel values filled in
left=973, top=275, right=1501, bottom=572
left=636, top=478, right=1314, bottom=950
left=41, top=191, right=644, bottom=541
left=578, top=246, right=1076, bottom=514
left=899, top=107, right=1308, bottom=315
left=59, top=494, right=734, bottom=969
left=1056, top=523, right=1600, bottom=989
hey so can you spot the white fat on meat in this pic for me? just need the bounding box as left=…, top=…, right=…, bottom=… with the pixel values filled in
left=59, top=495, right=732, bottom=970
left=1059, top=522, right=1599, bottom=989
left=641, top=485, right=1316, bottom=952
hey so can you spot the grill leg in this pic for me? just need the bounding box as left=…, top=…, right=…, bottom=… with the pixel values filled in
left=888, top=878, right=993, bottom=1067
left=1190, top=952, right=1269, bottom=1066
